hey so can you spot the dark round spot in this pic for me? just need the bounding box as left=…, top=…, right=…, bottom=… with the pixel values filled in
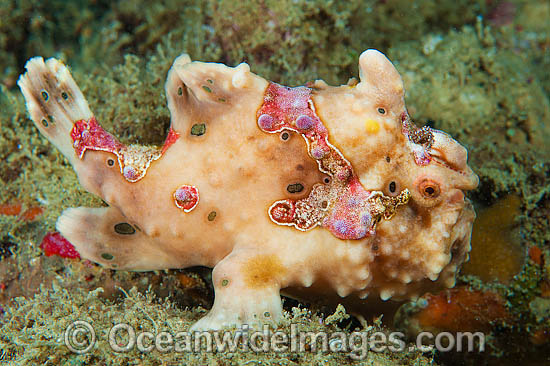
left=221, top=279, right=229, bottom=287
left=207, top=79, right=213, bottom=84
left=41, top=118, right=48, bottom=127
left=425, top=186, right=435, bottom=195
left=177, top=86, right=183, bottom=95
left=287, top=183, right=304, bottom=194
left=202, top=85, right=212, bottom=93
left=61, top=92, right=68, bottom=100
left=386, top=156, right=391, bottom=163
left=101, top=253, right=114, bottom=260
left=114, top=222, right=136, bottom=235
left=191, top=123, right=206, bottom=136
left=389, top=181, right=396, bottom=193
left=280, top=132, right=290, bottom=141
left=377, top=107, right=386, bottom=115
left=324, top=177, right=331, bottom=184
left=41, top=90, right=49, bottom=101
left=107, top=158, right=115, bottom=167
left=264, top=312, right=270, bottom=317
left=321, top=201, right=328, bottom=209
left=208, top=211, right=217, bottom=221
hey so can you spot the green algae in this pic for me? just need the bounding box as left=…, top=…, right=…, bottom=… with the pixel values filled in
left=204, top=0, right=486, bottom=85
left=0, top=0, right=487, bottom=87
left=0, top=0, right=108, bottom=86
left=388, top=19, right=550, bottom=200
left=0, top=281, right=434, bottom=365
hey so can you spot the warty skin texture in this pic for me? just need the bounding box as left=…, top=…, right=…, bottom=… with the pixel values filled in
left=18, top=50, right=478, bottom=330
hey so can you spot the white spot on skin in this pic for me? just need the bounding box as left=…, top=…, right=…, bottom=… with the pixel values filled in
left=301, top=273, right=314, bottom=287
left=399, top=225, right=407, bottom=233
left=380, top=289, right=392, bottom=301
left=358, top=269, right=370, bottom=281
left=400, top=274, right=412, bottom=284
left=427, top=261, right=443, bottom=275
left=336, top=286, right=351, bottom=298
left=381, top=245, right=393, bottom=255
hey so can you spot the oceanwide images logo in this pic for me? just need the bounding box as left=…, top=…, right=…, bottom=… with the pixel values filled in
left=64, top=321, right=485, bottom=359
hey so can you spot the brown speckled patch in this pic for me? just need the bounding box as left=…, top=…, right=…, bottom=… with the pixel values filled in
left=243, top=254, right=286, bottom=289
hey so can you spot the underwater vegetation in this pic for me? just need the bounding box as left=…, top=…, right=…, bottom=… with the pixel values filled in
left=0, top=0, right=549, bottom=365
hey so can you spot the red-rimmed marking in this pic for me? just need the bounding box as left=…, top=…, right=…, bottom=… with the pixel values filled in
left=71, top=117, right=124, bottom=158
left=174, top=185, right=199, bottom=212
left=257, top=83, right=384, bottom=240
left=71, top=117, right=177, bottom=182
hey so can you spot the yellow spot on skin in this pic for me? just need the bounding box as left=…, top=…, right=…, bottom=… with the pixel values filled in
left=243, top=254, right=286, bottom=289
left=365, top=119, right=380, bottom=134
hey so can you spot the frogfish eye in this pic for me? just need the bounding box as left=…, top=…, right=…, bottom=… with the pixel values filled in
left=418, top=178, right=440, bottom=198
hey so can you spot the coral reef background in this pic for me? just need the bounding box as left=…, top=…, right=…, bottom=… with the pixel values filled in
left=0, top=0, right=548, bottom=365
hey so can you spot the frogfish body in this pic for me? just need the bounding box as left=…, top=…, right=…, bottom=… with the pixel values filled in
left=18, top=50, right=478, bottom=330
